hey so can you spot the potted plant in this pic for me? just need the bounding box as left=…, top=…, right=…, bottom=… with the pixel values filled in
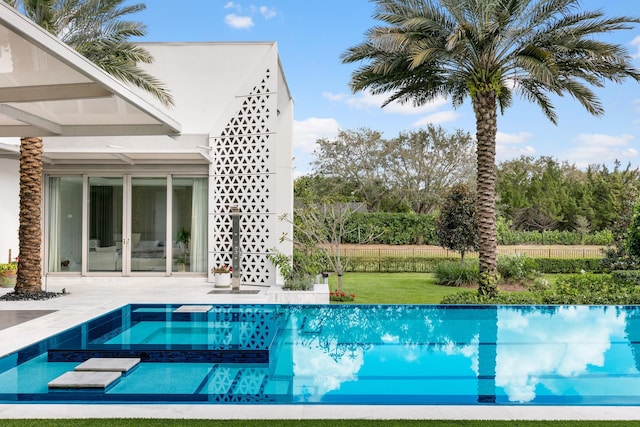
left=0, top=261, right=18, bottom=288
left=176, top=228, right=190, bottom=272
left=176, top=256, right=187, bottom=272
left=212, top=264, right=232, bottom=288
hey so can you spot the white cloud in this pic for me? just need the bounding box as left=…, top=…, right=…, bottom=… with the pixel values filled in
left=567, top=133, right=637, bottom=168
left=329, top=89, right=448, bottom=115
left=259, top=6, right=277, bottom=19
left=631, top=35, right=640, bottom=59
left=496, top=131, right=532, bottom=145
left=495, top=131, right=535, bottom=161
left=224, top=14, right=254, bottom=29
left=322, top=91, right=347, bottom=102
left=496, top=306, right=626, bottom=403
left=412, top=110, right=459, bottom=126
left=293, top=117, right=340, bottom=153
left=225, top=3, right=276, bottom=26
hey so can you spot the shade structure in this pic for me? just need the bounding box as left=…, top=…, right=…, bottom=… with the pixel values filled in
left=0, top=2, right=180, bottom=138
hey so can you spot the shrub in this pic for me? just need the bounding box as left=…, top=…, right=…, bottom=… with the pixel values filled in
left=435, top=261, right=479, bottom=287
left=343, top=212, right=437, bottom=245
left=534, top=258, right=604, bottom=274
left=439, top=290, right=538, bottom=305
left=611, top=270, right=640, bottom=285
left=538, top=273, right=640, bottom=304
left=497, top=253, right=538, bottom=282
left=329, top=290, right=356, bottom=302
left=347, top=256, right=458, bottom=273
left=496, top=217, right=614, bottom=246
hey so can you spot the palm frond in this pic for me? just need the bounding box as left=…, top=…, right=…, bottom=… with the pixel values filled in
left=13, top=0, right=174, bottom=106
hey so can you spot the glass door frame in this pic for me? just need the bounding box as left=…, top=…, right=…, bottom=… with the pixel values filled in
left=83, top=174, right=171, bottom=277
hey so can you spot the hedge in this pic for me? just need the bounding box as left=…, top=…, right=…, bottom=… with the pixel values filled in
left=344, top=256, right=605, bottom=274
left=339, top=212, right=613, bottom=246
left=532, top=258, right=604, bottom=274
left=345, top=256, right=457, bottom=273
left=343, top=212, right=437, bottom=245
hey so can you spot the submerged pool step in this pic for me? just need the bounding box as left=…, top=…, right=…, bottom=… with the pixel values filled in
left=48, top=371, right=122, bottom=390
left=48, top=357, right=141, bottom=390
left=75, top=357, right=141, bottom=374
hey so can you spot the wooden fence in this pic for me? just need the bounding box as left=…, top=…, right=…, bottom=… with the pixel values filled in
left=339, top=246, right=605, bottom=260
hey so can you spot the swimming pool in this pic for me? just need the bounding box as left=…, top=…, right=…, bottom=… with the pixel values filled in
left=1, top=303, right=640, bottom=405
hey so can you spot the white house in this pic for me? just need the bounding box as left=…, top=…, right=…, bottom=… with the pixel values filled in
left=0, top=5, right=293, bottom=287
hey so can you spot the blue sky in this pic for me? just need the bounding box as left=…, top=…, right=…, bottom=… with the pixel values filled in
left=132, top=1, right=640, bottom=176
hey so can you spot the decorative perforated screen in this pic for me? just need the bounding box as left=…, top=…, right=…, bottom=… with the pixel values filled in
left=211, top=69, right=276, bottom=286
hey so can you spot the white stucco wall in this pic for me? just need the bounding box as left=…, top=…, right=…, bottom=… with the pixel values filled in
left=0, top=157, right=19, bottom=263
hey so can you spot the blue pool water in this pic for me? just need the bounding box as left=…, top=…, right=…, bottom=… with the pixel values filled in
left=1, top=304, right=640, bottom=404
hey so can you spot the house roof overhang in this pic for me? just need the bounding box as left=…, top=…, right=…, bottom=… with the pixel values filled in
left=0, top=3, right=181, bottom=138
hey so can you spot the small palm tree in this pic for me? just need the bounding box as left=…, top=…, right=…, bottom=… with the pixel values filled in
left=8, top=0, right=173, bottom=295
left=342, top=0, right=640, bottom=297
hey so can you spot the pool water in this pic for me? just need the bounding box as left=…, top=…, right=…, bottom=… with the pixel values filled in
left=1, top=304, right=640, bottom=404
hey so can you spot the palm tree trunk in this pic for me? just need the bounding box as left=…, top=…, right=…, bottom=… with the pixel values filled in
left=15, top=137, right=43, bottom=294
left=473, top=93, right=498, bottom=297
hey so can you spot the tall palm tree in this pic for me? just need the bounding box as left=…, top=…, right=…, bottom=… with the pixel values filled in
left=6, top=0, right=173, bottom=295
left=342, top=0, right=640, bottom=296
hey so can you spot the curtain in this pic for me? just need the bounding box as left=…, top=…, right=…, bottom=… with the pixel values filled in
left=190, top=178, right=208, bottom=272
left=47, top=177, right=61, bottom=272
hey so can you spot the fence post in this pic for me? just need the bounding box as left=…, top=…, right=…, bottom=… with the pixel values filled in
left=378, top=248, right=381, bottom=272
left=413, top=247, right=416, bottom=272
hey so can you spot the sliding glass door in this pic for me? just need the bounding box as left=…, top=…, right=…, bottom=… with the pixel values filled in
left=131, top=177, right=167, bottom=272
left=48, top=174, right=207, bottom=276
left=88, top=177, right=123, bottom=273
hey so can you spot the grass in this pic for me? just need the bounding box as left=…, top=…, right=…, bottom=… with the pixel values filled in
left=327, top=272, right=576, bottom=304
left=328, top=272, right=462, bottom=304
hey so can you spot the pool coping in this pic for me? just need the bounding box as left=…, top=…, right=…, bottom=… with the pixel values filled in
left=1, top=403, right=640, bottom=420
left=1, top=281, right=640, bottom=420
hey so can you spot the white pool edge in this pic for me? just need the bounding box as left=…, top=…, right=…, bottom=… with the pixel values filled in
left=1, top=403, right=640, bottom=420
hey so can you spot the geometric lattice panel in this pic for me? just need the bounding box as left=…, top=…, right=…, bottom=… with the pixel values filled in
left=211, top=69, right=277, bottom=286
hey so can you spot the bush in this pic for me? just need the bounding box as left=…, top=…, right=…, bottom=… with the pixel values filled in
left=497, top=253, right=538, bottom=282
left=343, top=212, right=437, bottom=245
left=496, top=217, right=614, bottom=246
left=439, top=290, right=538, bottom=305
left=435, top=260, right=479, bottom=287
left=329, top=290, right=355, bottom=302
left=346, top=256, right=457, bottom=273
left=539, top=273, right=640, bottom=304
left=440, top=272, right=640, bottom=305
left=611, top=270, right=640, bottom=286
left=534, top=258, right=604, bottom=274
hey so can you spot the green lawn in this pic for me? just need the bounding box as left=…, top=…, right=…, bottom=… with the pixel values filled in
left=327, top=272, right=462, bottom=304
left=327, top=272, right=573, bottom=304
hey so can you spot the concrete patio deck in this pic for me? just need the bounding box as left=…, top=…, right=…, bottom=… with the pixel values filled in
left=1, top=280, right=640, bottom=420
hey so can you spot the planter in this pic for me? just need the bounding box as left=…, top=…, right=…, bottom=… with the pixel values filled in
left=1, top=271, right=17, bottom=288
left=214, top=272, right=231, bottom=288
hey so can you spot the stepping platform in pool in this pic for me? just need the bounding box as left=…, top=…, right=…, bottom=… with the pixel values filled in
left=48, top=371, right=121, bottom=389
left=173, top=305, right=213, bottom=313
left=75, top=357, right=140, bottom=374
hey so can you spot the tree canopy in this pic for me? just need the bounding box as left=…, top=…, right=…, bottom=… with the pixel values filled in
left=342, top=0, right=640, bottom=296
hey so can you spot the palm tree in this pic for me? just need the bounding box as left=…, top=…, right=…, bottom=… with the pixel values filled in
left=342, top=0, right=640, bottom=296
left=7, top=0, right=173, bottom=295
